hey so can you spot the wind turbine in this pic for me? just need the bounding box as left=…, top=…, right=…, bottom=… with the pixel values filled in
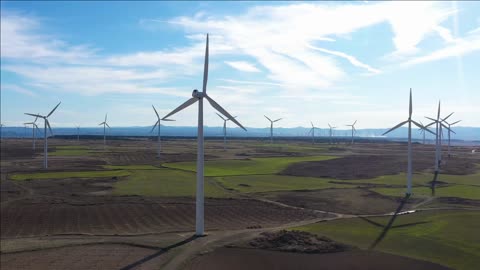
left=24, top=115, right=41, bottom=151
left=328, top=124, right=336, bottom=144
left=216, top=113, right=236, bottom=151
left=425, top=103, right=452, bottom=173
left=162, top=34, right=246, bottom=236
left=382, top=89, right=433, bottom=196
left=307, top=122, right=319, bottom=144
left=76, top=125, right=80, bottom=141
left=25, top=102, right=61, bottom=168
left=418, top=121, right=432, bottom=145
left=99, top=114, right=110, bottom=148
left=264, top=115, right=282, bottom=143
left=151, top=105, right=175, bottom=159
left=442, top=118, right=460, bottom=157
left=346, top=120, right=357, bottom=144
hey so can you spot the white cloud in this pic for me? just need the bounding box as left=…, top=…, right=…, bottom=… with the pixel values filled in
left=0, top=84, right=38, bottom=97
left=401, top=33, right=480, bottom=67
left=224, top=61, right=261, bottom=72
left=307, top=44, right=381, bottom=74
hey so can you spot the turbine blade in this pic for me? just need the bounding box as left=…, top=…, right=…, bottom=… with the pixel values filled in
left=409, top=88, right=412, bottom=117
left=353, top=120, right=357, bottom=126
left=105, top=113, right=108, bottom=122
left=46, top=119, right=53, bottom=135
left=163, top=97, right=198, bottom=120
left=205, top=95, right=246, bottom=131
left=264, top=115, right=272, bottom=122
left=311, top=121, right=314, bottom=128
left=47, top=102, right=61, bottom=117
left=425, top=116, right=437, bottom=122
left=203, top=34, right=209, bottom=93
left=216, top=112, right=227, bottom=121
left=273, top=118, right=282, bottom=122
left=437, top=101, right=441, bottom=119
left=106, top=123, right=111, bottom=128
left=411, top=120, right=429, bottom=134
left=150, top=120, right=159, bottom=133
left=162, top=119, right=175, bottom=122
left=152, top=105, right=160, bottom=119
left=328, top=123, right=332, bottom=128
left=450, top=120, right=461, bottom=125
left=382, top=120, right=408, bottom=136
left=424, top=121, right=435, bottom=128
left=442, top=112, right=454, bottom=122
left=25, top=113, right=43, bottom=118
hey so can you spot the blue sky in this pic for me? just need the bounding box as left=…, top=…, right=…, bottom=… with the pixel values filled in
left=1, top=1, right=479, bottom=129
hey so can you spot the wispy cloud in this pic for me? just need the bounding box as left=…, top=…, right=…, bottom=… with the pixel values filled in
left=0, top=84, right=38, bottom=97
left=224, top=61, right=261, bottom=72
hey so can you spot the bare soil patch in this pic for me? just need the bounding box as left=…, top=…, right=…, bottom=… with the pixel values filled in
left=186, top=247, right=451, bottom=270
left=1, top=197, right=323, bottom=238
left=263, top=188, right=421, bottom=215
left=281, top=154, right=477, bottom=180
left=247, top=230, right=348, bottom=253
left=0, top=243, right=166, bottom=270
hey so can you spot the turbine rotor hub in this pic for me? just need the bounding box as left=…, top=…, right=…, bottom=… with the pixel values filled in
left=192, top=89, right=204, bottom=99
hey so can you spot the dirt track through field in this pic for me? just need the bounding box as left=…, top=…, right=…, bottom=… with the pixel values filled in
left=1, top=197, right=324, bottom=238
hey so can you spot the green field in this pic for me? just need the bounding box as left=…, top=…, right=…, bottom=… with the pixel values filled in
left=10, top=170, right=131, bottom=181
left=293, top=210, right=480, bottom=270
left=339, top=172, right=480, bottom=187
left=372, top=185, right=480, bottom=200
left=216, top=174, right=351, bottom=193
left=104, top=165, right=161, bottom=170
left=113, top=168, right=230, bottom=197
left=163, top=155, right=337, bottom=176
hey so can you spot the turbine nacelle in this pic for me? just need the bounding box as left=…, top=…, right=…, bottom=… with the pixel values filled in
left=192, top=89, right=204, bottom=99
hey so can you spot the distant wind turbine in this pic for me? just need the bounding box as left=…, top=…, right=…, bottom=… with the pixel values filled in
left=151, top=105, right=175, bottom=159
left=425, top=103, right=452, bottom=174
left=76, top=125, right=80, bottom=141
left=25, top=102, right=61, bottom=168
left=328, top=123, right=336, bottom=144
left=99, top=114, right=110, bottom=148
left=417, top=121, right=433, bottom=145
left=382, top=89, right=433, bottom=196
left=162, top=34, right=246, bottom=236
left=308, top=122, right=319, bottom=144
left=216, top=113, right=236, bottom=151
left=264, top=115, right=282, bottom=143
left=346, top=120, right=357, bottom=144
left=442, top=118, right=460, bottom=157
left=24, top=115, right=41, bottom=151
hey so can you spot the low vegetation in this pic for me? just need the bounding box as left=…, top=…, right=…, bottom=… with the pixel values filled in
left=10, top=170, right=131, bottom=181
left=113, top=168, right=230, bottom=197
left=292, top=210, right=480, bottom=270
left=163, top=155, right=338, bottom=176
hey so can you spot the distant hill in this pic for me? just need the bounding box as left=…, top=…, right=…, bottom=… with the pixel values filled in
left=1, top=125, right=478, bottom=143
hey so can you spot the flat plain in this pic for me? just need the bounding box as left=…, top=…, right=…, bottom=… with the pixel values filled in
left=1, top=137, right=479, bottom=270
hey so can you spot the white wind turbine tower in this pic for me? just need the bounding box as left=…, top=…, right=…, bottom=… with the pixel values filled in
left=24, top=115, right=41, bottom=151
left=346, top=120, right=357, bottom=144
left=216, top=113, right=236, bottom=151
left=264, top=115, right=282, bottom=143
left=442, top=118, right=460, bottom=157
left=307, top=122, right=319, bottom=144
left=162, top=34, right=246, bottom=236
left=25, top=102, right=61, bottom=168
left=99, top=114, right=110, bottom=148
left=382, top=89, right=433, bottom=196
left=151, top=105, right=175, bottom=159
left=425, top=103, right=452, bottom=173
left=328, top=124, right=336, bottom=144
